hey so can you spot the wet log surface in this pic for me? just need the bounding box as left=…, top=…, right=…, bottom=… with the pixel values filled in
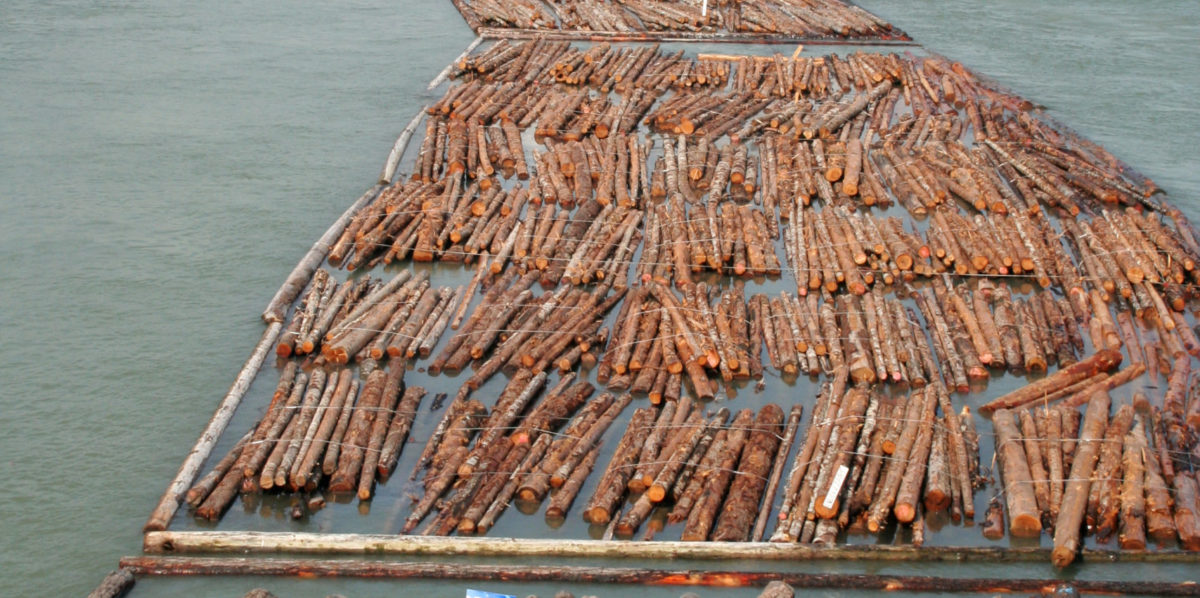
left=163, top=30, right=1200, bottom=581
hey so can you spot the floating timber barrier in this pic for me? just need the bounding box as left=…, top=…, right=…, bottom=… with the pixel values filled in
left=141, top=531, right=1200, bottom=564
left=118, top=556, right=1200, bottom=595
left=136, top=1, right=1200, bottom=593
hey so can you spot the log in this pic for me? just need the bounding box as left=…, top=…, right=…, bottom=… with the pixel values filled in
left=1016, top=410, right=1049, bottom=524
left=144, top=320, right=283, bottom=531
left=323, top=368, right=386, bottom=492
left=712, top=404, right=785, bottom=541
left=814, top=387, right=870, bottom=519
left=683, top=409, right=753, bottom=542
left=1119, top=429, right=1146, bottom=550
left=1091, top=404, right=1134, bottom=539
left=185, top=430, right=251, bottom=508
left=752, top=404, right=803, bottom=541
left=120, top=555, right=1200, bottom=595
left=477, top=434, right=552, bottom=533
left=584, top=407, right=655, bottom=524
left=979, top=349, right=1122, bottom=414
left=991, top=409, right=1042, bottom=537
left=1052, top=390, right=1111, bottom=568
left=321, top=378, right=361, bottom=477
left=377, top=386, right=426, bottom=480
left=87, top=569, right=135, bottom=598
left=895, top=387, right=937, bottom=524
left=646, top=411, right=719, bottom=503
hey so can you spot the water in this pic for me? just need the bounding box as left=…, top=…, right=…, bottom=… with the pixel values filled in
left=1, top=1, right=1197, bottom=596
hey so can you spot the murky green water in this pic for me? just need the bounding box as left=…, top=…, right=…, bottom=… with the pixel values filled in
left=1, top=1, right=1197, bottom=596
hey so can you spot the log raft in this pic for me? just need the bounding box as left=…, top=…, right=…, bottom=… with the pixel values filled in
left=150, top=16, right=1200, bottom=589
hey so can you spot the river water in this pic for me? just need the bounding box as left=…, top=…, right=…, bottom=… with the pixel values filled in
left=1, top=1, right=1197, bottom=596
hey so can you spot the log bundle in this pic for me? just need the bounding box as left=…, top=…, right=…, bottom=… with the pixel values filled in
left=176, top=37, right=1200, bottom=570
left=185, top=363, right=427, bottom=519
left=455, top=0, right=910, bottom=41
left=768, top=381, right=979, bottom=545
left=987, top=381, right=1200, bottom=567
left=274, top=268, right=460, bottom=365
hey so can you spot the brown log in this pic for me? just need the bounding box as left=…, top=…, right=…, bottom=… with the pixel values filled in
left=458, top=439, right=528, bottom=535
left=320, top=378, right=361, bottom=478
left=521, top=393, right=616, bottom=502
left=923, top=422, right=951, bottom=514
left=867, top=389, right=926, bottom=533
left=1119, top=428, right=1147, bottom=550
left=185, top=430, right=251, bottom=508
left=683, top=409, right=754, bottom=542
left=545, top=434, right=603, bottom=523
left=377, top=386, right=426, bottom=480
left=476, top=434, right=552, bottom=534
left=647, top=411, right=725, bottom=504
left=712, top=404, right=785, bottom=542
left=991, top=409, right=1042, bottom=538
left=752, top=404, right=803, bottom=541
left=584, top=407, right=655, bottom=525
left=1173, top=472, right=1200, bottom=550
left=87, top=569, right=135, bottom=598
left=357, top=365, right=407, bottom=499
left=512, top=379, right=592, bottom=446
left=120, top=555, right=1200, bottom=594
left=1052, top=390, right=1111, bottom=569
left=1091, top=404, right=1134, bottom=539
left=979, top=349, right=1122, bottom=414
left=895, top=387, right=937, bottom=524
left=551, top=394, right=631, bottom=487
left=814, top=387, right=871, bottom=519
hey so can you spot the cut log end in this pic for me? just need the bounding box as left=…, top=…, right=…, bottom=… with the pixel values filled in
left=1010, top=513, right=1042, bottom=538
left=1051, top=545, right=1077, bottom=569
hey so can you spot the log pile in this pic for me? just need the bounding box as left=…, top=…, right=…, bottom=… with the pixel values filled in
left=455, top=0, right=909, bottom=41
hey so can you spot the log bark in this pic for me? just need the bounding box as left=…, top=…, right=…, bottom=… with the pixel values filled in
left=1052, top=390, right=1111, bottom=568
left=712, top=404, right=785, bottom=542
left=991, top=409, right=1042, bottom=537
left=584, top=407, right=655, bottom=525
left=87, top=569, right=135, bottom=598
left=979, top=349, right=1122, bottom=414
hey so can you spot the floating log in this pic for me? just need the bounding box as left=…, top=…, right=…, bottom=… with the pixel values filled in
left=120, top=555, right=1200, bottom=595
left=979, top=350, right=1122, bottom=414
left=87, top=569, right=135, bottom=598
left=1052, top=390, right=1110, bottom=568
